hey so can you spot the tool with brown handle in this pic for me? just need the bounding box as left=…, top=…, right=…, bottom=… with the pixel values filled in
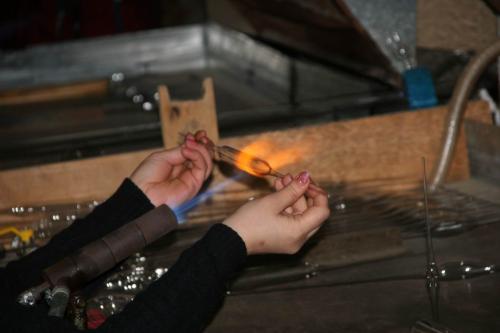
left=18, top=205, right=178, bottom=316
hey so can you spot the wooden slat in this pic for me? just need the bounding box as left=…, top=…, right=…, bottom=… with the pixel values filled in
left=0, top=149, right=155, bottom=209
left=211, top=101, right=491, bottom=193
left=0, top=101, right=490, bottom=209
left=0, top=80, right=109, bottom=106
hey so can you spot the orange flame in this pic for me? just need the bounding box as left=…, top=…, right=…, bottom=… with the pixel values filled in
left=235, top=140, right=306, bottom=177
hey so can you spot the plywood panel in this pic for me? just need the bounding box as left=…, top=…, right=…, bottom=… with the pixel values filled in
left=0, top=101, right=490, bottom=209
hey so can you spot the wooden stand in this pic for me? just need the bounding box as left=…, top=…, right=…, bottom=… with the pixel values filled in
left=0, top=80, right=491, bottom=209
left=158, top=78, right=219, bottom=148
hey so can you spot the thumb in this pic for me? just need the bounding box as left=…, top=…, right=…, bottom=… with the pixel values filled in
left=267, top=171, right=310, bottom=213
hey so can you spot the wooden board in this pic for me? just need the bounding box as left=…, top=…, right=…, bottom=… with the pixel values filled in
left=0, top=149, right=155, bottom=209
left=211, top=101, right=491, bottom=193
left=0, top=80, right=108, bottom=106
left=0, top=101, right=490, bottom=210
left=159, top=78, right=219, bottom=148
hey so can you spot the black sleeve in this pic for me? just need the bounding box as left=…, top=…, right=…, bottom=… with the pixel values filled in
left=2, top=178, right=154, bottom=301
left=2, top=224, right=247, bottom=333
left=99, top=223, right=247, bottom=332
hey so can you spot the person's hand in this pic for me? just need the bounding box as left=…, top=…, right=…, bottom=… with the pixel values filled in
left=130, top=130, right=214, bottom=208
left=223, top=171, right=330, bottom=255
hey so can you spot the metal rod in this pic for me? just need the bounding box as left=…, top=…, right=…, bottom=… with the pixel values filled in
left=422, top=157, right=440, bottom=321
left=423, top=159, right=435, bottom=265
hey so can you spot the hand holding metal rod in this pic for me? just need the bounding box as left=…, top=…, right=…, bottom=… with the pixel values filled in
left=212, top=144, right=281, bottom=177
left=208, top=143, right=328, bottom=196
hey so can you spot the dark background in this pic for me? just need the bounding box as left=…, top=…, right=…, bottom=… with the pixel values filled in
left=0, top=0, right=205, bottom=50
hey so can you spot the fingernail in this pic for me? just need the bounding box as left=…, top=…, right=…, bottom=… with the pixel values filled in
left=297, top=171, right=309, bottom=185
left=186, top=140, right=198, bottom=149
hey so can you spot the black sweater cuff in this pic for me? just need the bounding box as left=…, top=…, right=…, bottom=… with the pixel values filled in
left=90, top=178, right=154, bottom=230
left=95, top=223, right=247, bottom=333
left=203, top=224, right=247, bottom=281
left=47, top=178, right=155, bottom=254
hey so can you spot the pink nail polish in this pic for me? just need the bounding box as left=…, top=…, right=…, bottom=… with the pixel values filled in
left=186, top=139, right=197, bottom=148
left=297, top=171, right=309, bottom=185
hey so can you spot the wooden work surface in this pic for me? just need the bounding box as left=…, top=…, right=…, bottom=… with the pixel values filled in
left=207, top=222, right=500, bottom=333
left=0, top=101, right=490, bottom=210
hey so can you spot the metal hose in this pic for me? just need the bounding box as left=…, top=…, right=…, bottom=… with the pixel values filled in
left=430, top=39, right=500, bottom=191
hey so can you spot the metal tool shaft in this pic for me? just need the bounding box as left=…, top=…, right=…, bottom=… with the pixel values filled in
left=422, top=158, right=440, bottom=321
